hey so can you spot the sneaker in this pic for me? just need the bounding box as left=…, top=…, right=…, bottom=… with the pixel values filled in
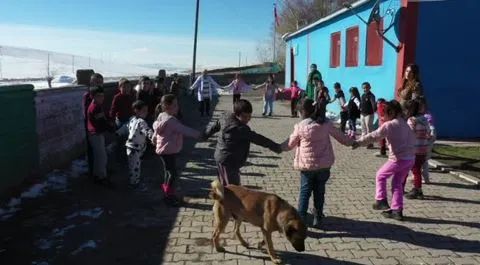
left=268, top=113, right=272, bottom=116
left=422, top=179, right=431, bottom=184
left=381, top=209, right=404, bottom=221
left=164, top=195, right=182, bottom=207
left=311, top=208, right=324, bottom=229
left=262, top=112, right=266, bottom=116
left=312, top=216, right=322, bottom=229
left=372, top=199, right=390, bottom=210
left=405, top=188, right=424, bottom=199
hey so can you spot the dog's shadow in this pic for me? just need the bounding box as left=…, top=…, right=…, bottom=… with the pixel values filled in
left=223, top=249, right=362, bottom=265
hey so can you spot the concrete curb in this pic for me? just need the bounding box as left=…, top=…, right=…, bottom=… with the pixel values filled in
left=428, top=159, right=480, bottom=187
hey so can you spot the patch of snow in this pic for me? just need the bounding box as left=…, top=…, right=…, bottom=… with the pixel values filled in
left=36, top=238, right=53, bottom=250
left=45, top=171, right=68, bottom=191
left=52, top=225, right=76, bottom=237
left=21, top=183, right=48, bottom=198
left=0, top=214, right=13, bottom=221
left=71, top=240, right=98, bottom=255
left=66, top=207, right=103, bottom=220
left=32, top=262, right=50, bottom=265
left=7, top=198, right=21, bottom=208
left=70, top=160, right=88, bottom=178
left=0, top=198, right=21, bottom=221
left=0, top=160, right=88, bottom=221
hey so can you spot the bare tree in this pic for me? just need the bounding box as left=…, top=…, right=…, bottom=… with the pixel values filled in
left=257, top=0, right=357, bottom=64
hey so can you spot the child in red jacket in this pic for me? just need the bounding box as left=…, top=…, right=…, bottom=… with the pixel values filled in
left=282, top=81, right=302, bottom=117
left=376, top=98, right=387, bottom=157
left=87, top=86, right=114, bottom=188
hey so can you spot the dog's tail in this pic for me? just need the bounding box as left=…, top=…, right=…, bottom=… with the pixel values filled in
left=209, top=180, right=224, bottom=201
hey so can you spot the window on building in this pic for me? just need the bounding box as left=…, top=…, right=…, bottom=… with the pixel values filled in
left=330, top=31, right=341, bottom=68
left=366, top=19, right=384, bottom=66
left=346, top=26, right=359, bottom=67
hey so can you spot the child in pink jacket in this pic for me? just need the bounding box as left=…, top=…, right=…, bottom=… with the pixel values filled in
left=353, top=100, right=416, bottom=221
left=281, top=98, right=353, bottom=228
left=152, top=94, right=201, bottom=206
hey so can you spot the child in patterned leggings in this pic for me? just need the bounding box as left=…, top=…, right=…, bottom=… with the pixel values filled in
left=125, top=100, right=154, bottom=191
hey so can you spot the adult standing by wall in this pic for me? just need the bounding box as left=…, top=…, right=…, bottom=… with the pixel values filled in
left=82, top=73, right=104, bottom=179
left=306, top=64, right=322, bottom=100
left=398, top=63, right=423, bottom=108
left=189, top=69, right=221, bottom=117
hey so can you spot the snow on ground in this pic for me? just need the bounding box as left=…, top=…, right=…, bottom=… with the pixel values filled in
left=0, top=52, right=188, bottom=89
left=0, top=159, right=88, bottom=221
left=0, top=158, right=102, bottom=258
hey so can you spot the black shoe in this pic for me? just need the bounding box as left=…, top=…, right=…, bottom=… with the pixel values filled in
left=405, top=188, right=424, bottom=199
left=164, top=195, right=182, bottom=207
left=268, top=113, right=272, bottom=116
left=381, top=209, right=404, bottom=221
left=262, top=112, right=266, bottom=116
left=372, top=199, right=390, bottom=210
left=380, top=148, right=387, bottom=156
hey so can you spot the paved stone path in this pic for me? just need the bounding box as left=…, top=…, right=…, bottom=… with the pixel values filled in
left=1, top=94, right=479, bottom=265
left=163, top=94, right=480, bottom=265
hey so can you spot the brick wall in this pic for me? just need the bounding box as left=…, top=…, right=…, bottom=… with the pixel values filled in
left=35, top=86, right=87, bottom=172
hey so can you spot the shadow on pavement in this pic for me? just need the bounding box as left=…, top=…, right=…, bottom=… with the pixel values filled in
left=308, top=216, right=480, bottom=253
left=0, top=95, right=219, bottom=265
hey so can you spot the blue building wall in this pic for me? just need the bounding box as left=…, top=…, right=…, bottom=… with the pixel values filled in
left=285, top=0, right=401, bottom=115
left=416, top=0, right=480, bottom=138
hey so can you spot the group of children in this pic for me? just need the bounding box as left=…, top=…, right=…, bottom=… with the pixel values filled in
left=84, top=70, right=437, bottom=226
left=242, top=75, right=437, bottom=224
left=83, top=73, right=190, bottom=200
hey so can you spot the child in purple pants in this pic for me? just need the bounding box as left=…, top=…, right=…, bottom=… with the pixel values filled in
left=353, top=100, right=416, bottom=221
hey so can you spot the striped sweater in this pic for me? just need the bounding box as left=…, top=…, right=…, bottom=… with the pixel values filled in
left=407, top=115, right=431, bottom=155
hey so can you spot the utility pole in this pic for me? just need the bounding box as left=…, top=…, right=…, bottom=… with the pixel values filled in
left=72, top=55, right=75, bottom=74
left=238, top=52, right=241, bottom=67
left=191, top=0, right=200, bottom=85
left=273, top=3, right=277, bottom=63
left=0, top=46, right=3, bottom=79
left=245, top=55, right=248, bottom=66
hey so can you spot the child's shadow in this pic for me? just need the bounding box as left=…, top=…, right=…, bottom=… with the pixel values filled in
left=308, top=216, right=480, bottom=253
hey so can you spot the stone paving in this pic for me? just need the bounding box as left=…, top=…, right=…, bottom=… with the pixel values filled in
left=161, top=94, right=480, bottom=265
left=1, top=93, right=479, bottom=265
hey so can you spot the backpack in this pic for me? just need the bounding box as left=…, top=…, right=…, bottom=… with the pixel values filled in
left=348, top=98, right=361, bottom=119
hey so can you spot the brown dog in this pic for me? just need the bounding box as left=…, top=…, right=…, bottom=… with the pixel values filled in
left=209, top=180, right=307, bottom=264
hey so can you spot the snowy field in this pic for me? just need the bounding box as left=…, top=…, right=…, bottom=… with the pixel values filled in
left=0, top=50, right=188, bottom=89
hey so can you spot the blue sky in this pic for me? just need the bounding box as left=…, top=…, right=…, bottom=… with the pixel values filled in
left=0, top=0, right=276, bottom=68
